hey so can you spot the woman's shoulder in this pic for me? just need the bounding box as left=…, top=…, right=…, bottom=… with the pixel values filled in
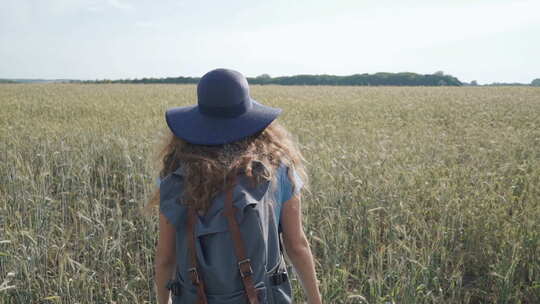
left=275, top=162, right=304, bottom=204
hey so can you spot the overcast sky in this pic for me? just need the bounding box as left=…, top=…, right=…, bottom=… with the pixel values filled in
left=1, top=0, right=539, bottom=84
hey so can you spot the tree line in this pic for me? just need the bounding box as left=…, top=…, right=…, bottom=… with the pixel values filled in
left=250, top=72, right=463, bottom=86
left=7, top=75, right=533, bottom=87
left=84, top=72, right=464, bottom=86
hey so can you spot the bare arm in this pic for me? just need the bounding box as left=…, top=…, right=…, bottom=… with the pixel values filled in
left=155, top=213, right=177, bottom=304
left=281, top=195, right=322, bottom=304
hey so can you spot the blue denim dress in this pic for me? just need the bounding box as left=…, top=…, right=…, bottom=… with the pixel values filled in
left=158, top=163, right=304, bottom=303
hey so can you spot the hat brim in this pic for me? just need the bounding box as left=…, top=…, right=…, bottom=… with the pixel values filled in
left=165, top=99, right=282, bottom=145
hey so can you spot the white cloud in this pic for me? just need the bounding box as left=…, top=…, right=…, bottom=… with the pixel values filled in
left=107, top=0, right=134, bottom=11
left=135, top=21, right=157, bottom=29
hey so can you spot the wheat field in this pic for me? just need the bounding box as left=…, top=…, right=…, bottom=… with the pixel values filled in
left=1, top=84, right=539, bottom=303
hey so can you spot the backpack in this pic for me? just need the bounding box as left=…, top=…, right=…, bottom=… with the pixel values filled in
left=159, top=163, right=293, bottom=304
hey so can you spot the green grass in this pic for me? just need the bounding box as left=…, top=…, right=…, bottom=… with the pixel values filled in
left=1, top=84, right=539, bottom=303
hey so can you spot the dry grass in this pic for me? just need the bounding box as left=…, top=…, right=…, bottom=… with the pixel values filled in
left=1, top=84, right=539, bottom=303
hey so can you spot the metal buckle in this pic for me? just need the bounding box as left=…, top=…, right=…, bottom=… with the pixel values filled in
left=187, top=267, right=200, bottom=285
left=166, top=279, right=182, bottom=296
left=271, top=272, right=288, bottom=285
left=238, top=258, right=253, bottom=278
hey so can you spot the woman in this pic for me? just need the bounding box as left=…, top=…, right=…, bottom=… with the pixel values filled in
left=149, top=69, right=321, bottom=304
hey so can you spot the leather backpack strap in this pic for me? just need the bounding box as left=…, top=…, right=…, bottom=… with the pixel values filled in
left=222, top=175, right=260, bottom=304
left=186, top=206, right=209, bottom=304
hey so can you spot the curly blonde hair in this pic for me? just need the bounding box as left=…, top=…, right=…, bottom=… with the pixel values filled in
left=147, top=121, right=307, bottom=213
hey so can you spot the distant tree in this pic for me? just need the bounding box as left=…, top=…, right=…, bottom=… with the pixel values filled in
left=434, top=71, right=445, bottom=76
left=253, top=74, right=271, bottom=85
left=471, top=80, right=478, bottom=86
left=532, top=78, right=540, bottom=86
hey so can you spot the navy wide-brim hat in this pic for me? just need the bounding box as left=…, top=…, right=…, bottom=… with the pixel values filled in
left=165, top=68, right=282, bottom=145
